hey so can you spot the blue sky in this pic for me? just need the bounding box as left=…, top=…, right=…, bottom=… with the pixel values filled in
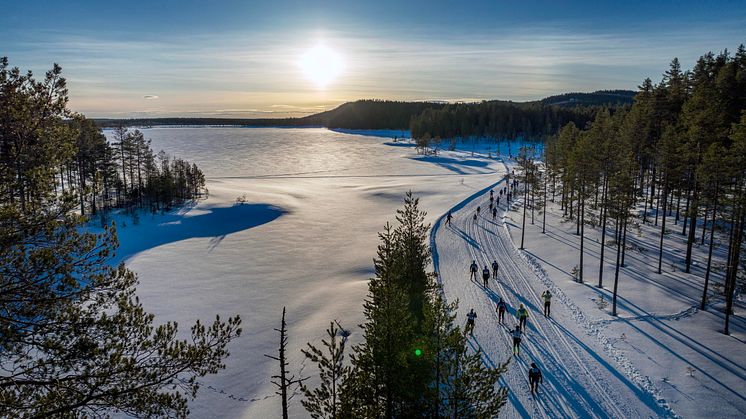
left=2, top=0, right=745, bottom=118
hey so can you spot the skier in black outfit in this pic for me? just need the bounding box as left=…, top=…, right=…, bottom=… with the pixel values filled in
left=469, top=260, right=478, bottom=281
left=482, top=266, right=490, bottom=287
left=473, top=213, right=477, bottom=223
left=489, top=202, right=493, bottom=211
left=496, top=196, right=500, bottom=206
left=465, top=309, right=477, bottom=335
left=446, top=211, right=453, bottom=226
left=491, top=260, right=499, bottom=279
left=476, top=205, right=481, bottom=215
left=496, top=298, right=507, bottom=323
left=529, top=363, right=543, bottom=395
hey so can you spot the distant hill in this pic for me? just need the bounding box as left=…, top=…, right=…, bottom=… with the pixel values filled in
left=540, top=90, right=636, bottom=107
left=94, top=90, right=635, bottom=133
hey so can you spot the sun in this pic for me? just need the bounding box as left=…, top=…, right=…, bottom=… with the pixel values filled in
left=298, top=44, right=344, bottom=88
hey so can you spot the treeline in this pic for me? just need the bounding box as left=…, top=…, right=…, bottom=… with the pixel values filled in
left=1, top=57, right=241, bottom=417
left=322, top=99, right=445, bottom=129
left=67, top=120, right=206, bottom=218
left=271, top=193, right=509, bottom=418
left=3, top=108, right=207, bottom=218
left=410, top=100, right=602, bottom=141
left=96, top=92, right=634, bottom=134
left=541, top=90, right=636, bottom=107
left=539, top=45, right=746, bottom=334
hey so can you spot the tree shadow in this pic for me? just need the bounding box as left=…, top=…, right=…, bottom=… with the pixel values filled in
left=112, top=203, right=286, bottom=260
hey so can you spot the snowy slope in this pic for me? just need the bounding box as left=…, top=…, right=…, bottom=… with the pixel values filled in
left=432, top=163, right=672, bottom=418
left=104, top=128, right=522, bottom=418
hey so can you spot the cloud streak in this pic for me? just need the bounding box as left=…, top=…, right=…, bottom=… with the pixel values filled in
left=6, top=20, right=745, bottom=118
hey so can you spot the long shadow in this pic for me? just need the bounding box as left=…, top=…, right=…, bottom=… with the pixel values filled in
left=550, top=321, right=671, bottom=416
left=602, top=291, right=746, bottom=381
left=113, top=204, right=286, bottom=261
left=408, top=155, right=491, bottom=175
left=468, top=338, right=532, bottom=418
left=524, top=250, right=573, bottom=278
left=451, top=225, right=482, bottom=251
left=613, top=314, right=746, bottom=405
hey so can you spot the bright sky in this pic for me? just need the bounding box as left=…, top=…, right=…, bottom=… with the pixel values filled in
left=2, top=0, right=745, bottom=118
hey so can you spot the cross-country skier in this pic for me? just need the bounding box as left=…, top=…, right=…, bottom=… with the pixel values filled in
left=465, top=309, right=477, bottom=336
left=529, top=363, right=543, bottom=395
left=517, top=304, right=529, bottom=331
left=473, top=213, right=477, bottom=223
left=490, top=189, right=494, bottom=198
left=491, top=260, right=499, bottom=279
left=492, top=207, right=497, bottom=219
left=476, top=205, right=481, bottom=215
left=490, top=195, right=494, bottom=204
left=469, top=260, right=478, bottom=281
left=489, top=202, right=493, bottom=211
left=496, top=298, right=507, bottom=323
left=541, top=289, right=552, bottom=317
left=496, top=196, right=500, bottom=206
left=446, top=211, right=453, bottom=226
left=512, top=325, right=523, bottom=355
left=482, top=266, right=490, bottom=287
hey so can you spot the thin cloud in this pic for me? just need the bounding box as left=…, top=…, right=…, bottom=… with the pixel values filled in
left=143, top=95, right=159, bottom=100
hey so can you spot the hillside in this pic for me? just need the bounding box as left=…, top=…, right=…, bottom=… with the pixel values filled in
left=94, top=91, right=635, bottom=133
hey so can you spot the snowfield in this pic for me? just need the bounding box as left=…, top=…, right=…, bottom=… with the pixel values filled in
left=104, top=128, right=744, bottom=418
left=103, top=128, right=509, bottom=418
left=432, top=168, right=668, bottom=419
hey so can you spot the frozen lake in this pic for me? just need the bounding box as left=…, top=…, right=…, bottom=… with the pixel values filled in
left=105, top=127, right=506, bottom=418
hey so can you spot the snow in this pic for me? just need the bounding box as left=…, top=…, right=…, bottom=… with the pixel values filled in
left=495, top=185, right=746, bottom=418
left=432, top=168, right=667, bottom=418
left=102, top=128, right=511, bottom=418
left=102, top=127, right=745, bottom=418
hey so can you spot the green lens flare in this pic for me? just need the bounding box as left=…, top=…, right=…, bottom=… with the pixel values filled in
left=415, top=349, right=422, bottom=356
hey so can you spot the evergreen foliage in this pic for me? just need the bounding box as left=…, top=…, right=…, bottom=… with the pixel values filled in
left=0, top=58, right=241, bottom=417
left=302, top=193, right=509, bottom=418
left=543, top=44, right=746, bottom=332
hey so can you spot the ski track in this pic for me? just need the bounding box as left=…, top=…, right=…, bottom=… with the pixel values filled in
left=431, top=162, right=676, bottom=419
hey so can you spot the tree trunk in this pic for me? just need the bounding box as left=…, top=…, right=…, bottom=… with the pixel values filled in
left=658, top=182, right=669, bottom=274
left=724, top=206, right=744, bottom=335
left=579, top=185, right=585, bottom=283
left=599, top=177, right=608, bottom=288
left=612, top=211, right=625, bottom=316
left=685, top=181, right=699, bottom=273
left=520, top=181, right=528, bottom=249
left=701, top=188, right=718, bottom=310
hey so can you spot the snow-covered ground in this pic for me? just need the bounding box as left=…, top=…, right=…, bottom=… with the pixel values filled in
left=432, top=153, right=745, bottom=418
left=433, top=172, right=666, bottom=418
left=496, top=179, right=746, bottom=418
left=102, top=128, right=516, bottom=418
left=102, top=127, right=743, bottom=418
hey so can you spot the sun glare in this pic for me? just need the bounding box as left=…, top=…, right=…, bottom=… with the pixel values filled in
left=298, top=44, right=344, bottom=88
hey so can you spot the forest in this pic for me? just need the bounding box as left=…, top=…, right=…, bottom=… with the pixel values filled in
left=516, top=45, right=746, bottom=334
left=0, top=57, right=241, bottom=417
left=272, top=193, right=510, bottom=418
left=94, top=91, right=634, bottom=135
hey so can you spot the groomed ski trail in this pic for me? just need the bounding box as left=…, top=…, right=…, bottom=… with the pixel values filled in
left=431, top=172, right=673, bottom=418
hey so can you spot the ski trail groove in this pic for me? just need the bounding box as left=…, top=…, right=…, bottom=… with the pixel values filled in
left=431, top=172, right=675, bottom=419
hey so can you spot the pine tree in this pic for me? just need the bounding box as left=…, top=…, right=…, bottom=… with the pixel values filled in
left=300, top=322, right=349, bottom=419
left=1, top=58, right=242, bottom=418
